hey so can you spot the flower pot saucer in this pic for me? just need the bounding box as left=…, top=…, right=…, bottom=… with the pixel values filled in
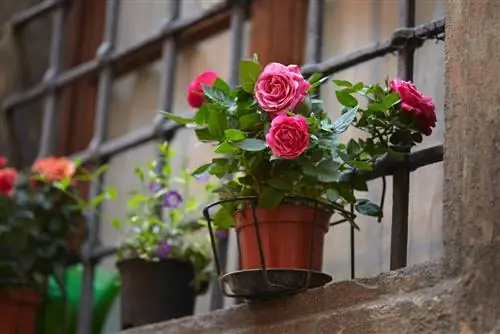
left=219, top=268, right=332, bottom=300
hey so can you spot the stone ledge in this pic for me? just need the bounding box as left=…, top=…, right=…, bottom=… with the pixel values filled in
left=123, top=262, right=449, bottom=334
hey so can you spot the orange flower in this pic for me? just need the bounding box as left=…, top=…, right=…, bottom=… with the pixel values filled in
left=0, top=168, right=17, bottom=195
left=32, top=157, right=75, bottom=182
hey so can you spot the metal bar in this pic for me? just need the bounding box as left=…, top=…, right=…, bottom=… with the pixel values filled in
left=305, top=0, right=324, bottom=64
left=10, top=0, right=70, bottom=30
left=1, top=16, right=443, bottom=115
left=2, top=1, right=234, bottom=113
left=209, top=0, right=247, bottom=312
left=153, top=0, right=181, bottom=216
left=390, top=0, right=415, bottom=271
left=301, top=17, right=444, bottom=75
left=71, top=122, right=184, bottom=164
left=38, top=3, right=67, bottom=157
left=77, top=0, right=120, bottom=333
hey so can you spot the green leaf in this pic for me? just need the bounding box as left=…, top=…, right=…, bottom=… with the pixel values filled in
left=350, top=160, right=373, bottom=171
left=337, top=183, right=356, bottom=203
left=195, top=128, right=218, bottom=142
left=233, top=138, right=267, bottom=151
left=239, top=113, right=261, bottom=130
left=214, top=142, right=240, bottom=154
left=239, top=60, right=262, bottom=92
left=308, top=74, right=330, bottom=92
left=159, top=111, right=194, bottom=124
left=209, top=163, right=230, bottom=177
left=351, top=173, right=369, bottom=191
left=213, top=207, right=235, bottom=229
left=382, top=92, right=401, bottom=109
left=347, top=139, right=362, bottom=156
left=112, top=218, right=121, bottom=229
left=258, top=187, right=284, bottom=208
left=105, top=187, right=118, bottom=200
left=203, top=86, right=234, bottom=107
left=191, top=163, right=212, bottom=177
left=331, top=106, right=357, bottom=134
left=355, top=199, right=381, bottom=217
left=267, top=177, right=293, bottom=191
left=207, top=108, right=227, bottom=139
left=335, top=90, right=358, bottom=108
left=194, top=104, right=208, bottom=125
left=325, top=188, right=340, bottom=202
left=213, top=78, right=231, bottom=94
left=224, top=129, right=246, bottom=141
left=367, top=103, right=386, bottom=112
left=352, top=82, right=365, bottom=92
left=316, top=160, right=342, bottom=183
left=333, top=79, right=352, bottom=87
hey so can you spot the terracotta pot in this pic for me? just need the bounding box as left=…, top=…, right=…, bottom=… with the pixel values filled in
left=235, top=203, right=332, bottom=271
left=0, top=288, right=42, bottom=334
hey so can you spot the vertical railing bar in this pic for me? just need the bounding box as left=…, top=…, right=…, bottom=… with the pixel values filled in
left=77, top=0, right=120, bottom=333
left=390, top=0, right=415, bottom=271
left=304, top=0, right=324, bottom=65
left=154, top=0, right=181, bottom=216
left=38, top=3, right=67, bottom=157
left=209, top=0, right=247, bottom=311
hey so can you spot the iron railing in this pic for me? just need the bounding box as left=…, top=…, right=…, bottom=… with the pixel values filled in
left=2, top=0, right=445, bottom=333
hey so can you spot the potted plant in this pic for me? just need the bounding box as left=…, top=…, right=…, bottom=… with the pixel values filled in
left=113, top=143, right=217, bottom=329
left=0, top=156, right=116, bottom=333
left=162, top=56, right=436, bottom=298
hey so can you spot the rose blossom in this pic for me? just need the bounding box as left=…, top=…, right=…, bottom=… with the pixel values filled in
left=255, top=63, right=311, bottom=115
left=389, top=78, right=437, bottom=136
left=0, top=156, right=7, bottom=168
left=0, top=168, right=17, bottom=196
left=32, top=156, right=75, bottom=181
left=186, top=70, right=219, bottom=108
left=265, top=114, right=309, bottom=159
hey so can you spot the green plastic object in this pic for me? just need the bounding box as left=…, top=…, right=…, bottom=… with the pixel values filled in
left=41, top=265, right=120, bottom=334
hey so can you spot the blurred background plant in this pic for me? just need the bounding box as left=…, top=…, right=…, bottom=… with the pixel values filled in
left=113, top=143, right=219, bottom=291
left=0, top=156, right=117, bottom=292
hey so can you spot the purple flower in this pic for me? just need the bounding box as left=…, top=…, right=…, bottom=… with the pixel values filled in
left=163, top=190, right=183, bottom=208
left=215, top=229, right=229, bottom=239
left=156, top=241, right=172, bottom=259
left=149, top=182, right=163, bottom=194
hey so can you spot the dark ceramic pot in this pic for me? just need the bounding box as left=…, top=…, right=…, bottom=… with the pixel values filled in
left=117, top=258, right=199, bottom=330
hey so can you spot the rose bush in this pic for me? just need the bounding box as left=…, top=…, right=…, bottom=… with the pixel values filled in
left=0, top=155, right=116, bottom=290
left=162, top=56, right=436, bottom=229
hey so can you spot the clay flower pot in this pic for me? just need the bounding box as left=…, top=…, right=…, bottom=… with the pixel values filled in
left=0, top=288, right=42, bottom=334
left=234, top=203, right=332, bottom=271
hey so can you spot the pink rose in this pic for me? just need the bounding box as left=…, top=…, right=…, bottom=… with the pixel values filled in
left=186, top=70, right=219, bottom=108
left=255, top=63, right=311, bottom=115
left=265, top=114, right=309, bottom=159
left=389, top=78, right=437, bottom=136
